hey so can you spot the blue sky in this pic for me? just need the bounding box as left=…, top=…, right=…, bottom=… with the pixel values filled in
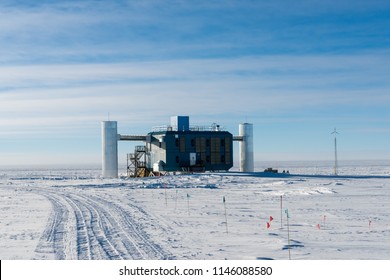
left=0, top=0, right=389, bottom=167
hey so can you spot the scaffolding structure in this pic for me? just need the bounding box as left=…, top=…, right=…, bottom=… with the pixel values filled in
left=127, top=145, right=150, bottom=178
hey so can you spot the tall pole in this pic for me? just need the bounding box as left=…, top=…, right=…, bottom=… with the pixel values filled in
left=280, top=195, right=283, bottom=229
left=334, top=136, right=337, bottom=175
left=285, top=209, right=291, bottom=260
left=332, top=128, right=339, bottom=176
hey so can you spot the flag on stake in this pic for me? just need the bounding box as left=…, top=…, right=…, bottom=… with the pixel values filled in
left=266, top=222, right=271, bottom=229
left=369, top=220, right=372, bottom=229
left=316, top=224, right=321, bottom=230
left=269, top=216, right=274, bottom=222
left=187, top=193, right=190, bottom=216
left=323, top=215, right=326, bottom=228
left=280, top=195, right=283, bottom=229
left=285, top=209, right=291, bottom=260
left=223, top=196, right=228, bottom=234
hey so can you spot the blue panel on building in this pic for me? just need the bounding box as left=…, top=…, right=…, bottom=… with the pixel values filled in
left=170, top=116, right=190, bottom=131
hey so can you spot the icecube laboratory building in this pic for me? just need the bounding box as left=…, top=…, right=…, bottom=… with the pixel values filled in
left=101, top=116, right=253, bottom=178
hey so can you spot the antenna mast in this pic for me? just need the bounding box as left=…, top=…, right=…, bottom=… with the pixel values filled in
left=331, top=128, right=339, bottom=175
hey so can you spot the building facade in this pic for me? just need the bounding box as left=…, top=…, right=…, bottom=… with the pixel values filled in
left=146, top=116, right=233, bottom=172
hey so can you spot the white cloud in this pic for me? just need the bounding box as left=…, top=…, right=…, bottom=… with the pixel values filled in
left=0, top=0, right=389, bottom=164
left=0, top=56, right=388, bottom=146
left=1, top=54, right=389, bottom=111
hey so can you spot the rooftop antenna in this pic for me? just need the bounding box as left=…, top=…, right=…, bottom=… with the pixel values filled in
left=331, top=128, right=339, bottom=175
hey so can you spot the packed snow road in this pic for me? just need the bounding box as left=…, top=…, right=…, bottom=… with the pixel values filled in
left=31, top=186, right=173, bottom=260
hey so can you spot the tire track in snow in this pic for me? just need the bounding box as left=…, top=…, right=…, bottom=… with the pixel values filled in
left=86, top=194, right=173, bottom=259
left=63, top=193, right=128, bottom=260
left=34, top=192, right=77, bottom=260
left=60, top=194, right=96, bottom=260
left=33, top=187, right=172, bottom=260
left=34, top=194, right=67, bottom=259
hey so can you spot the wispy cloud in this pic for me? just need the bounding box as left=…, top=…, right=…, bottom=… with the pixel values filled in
left=1, top=53, right=389, bottom=139
left=1, top=0, right=389, bottom=164
left=2, top=0, right=389, bottom=64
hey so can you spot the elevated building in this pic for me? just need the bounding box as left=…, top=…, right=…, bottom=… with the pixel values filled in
left=101, top=116, right=253, bottom=178
left=146, top=116, right=233, bottom=172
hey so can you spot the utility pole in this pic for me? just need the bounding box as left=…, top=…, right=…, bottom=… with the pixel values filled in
left=331, top=128, right=339, bottom=175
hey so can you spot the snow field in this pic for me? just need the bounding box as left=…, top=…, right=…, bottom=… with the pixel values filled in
left=130, top=175, right=390, bottom=260
left=0, top=188, right=51, bottom=259
left=0, top=166, right=390, bottom=260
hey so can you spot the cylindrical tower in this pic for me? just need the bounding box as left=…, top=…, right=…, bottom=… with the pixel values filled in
left=239, top=123, right=254, bottom=172
left=101, top=121, right=118, bottom=178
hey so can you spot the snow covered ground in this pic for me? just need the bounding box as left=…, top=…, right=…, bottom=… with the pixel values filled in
left=1, top=161, right=390, bottom=260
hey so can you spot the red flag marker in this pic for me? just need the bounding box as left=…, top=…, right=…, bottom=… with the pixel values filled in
left=316, top=224, right=321, bottom=230
left=266, top=222, right=271, bottom=229
left=269, top=216, right=274, bottom=222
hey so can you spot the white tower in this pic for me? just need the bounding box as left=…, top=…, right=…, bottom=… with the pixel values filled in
left=101, top=121, right=118, bottom=178
left=239, top=123, right=254, bottom=172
